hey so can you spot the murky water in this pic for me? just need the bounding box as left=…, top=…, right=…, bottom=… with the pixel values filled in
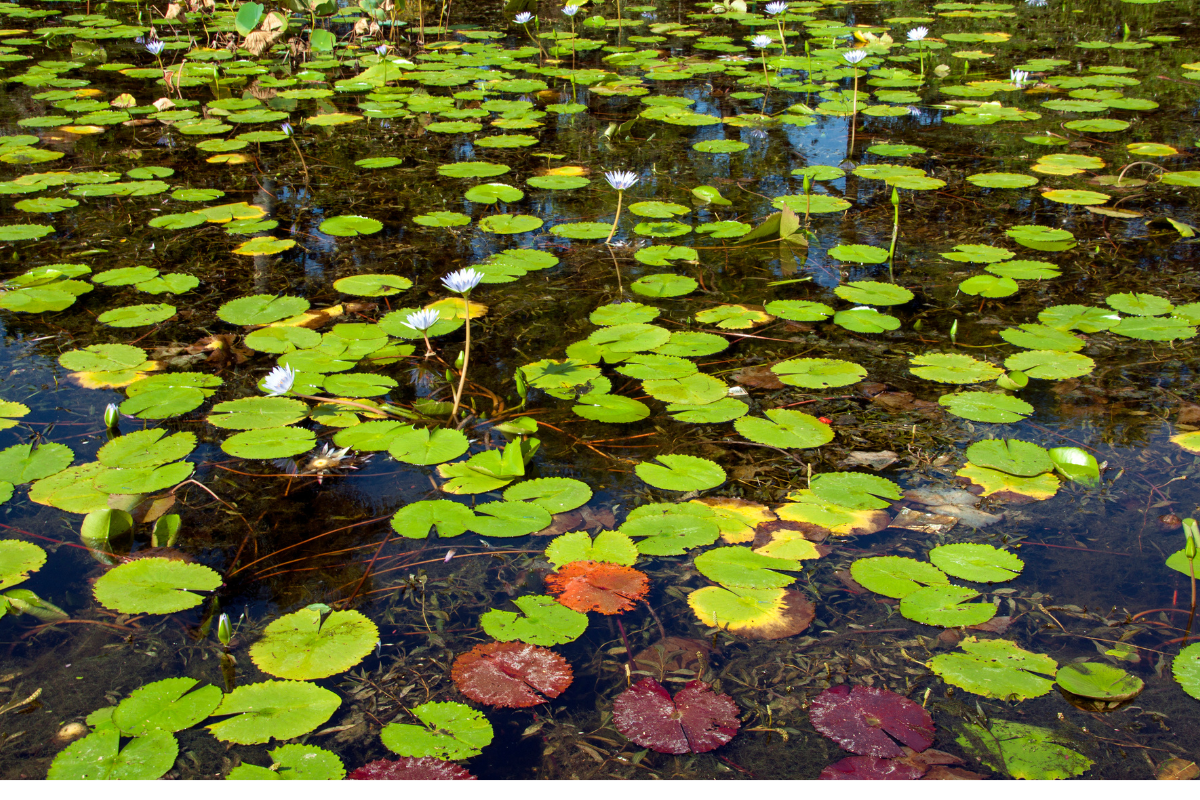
left=0, top=0, right=1199, bottom=780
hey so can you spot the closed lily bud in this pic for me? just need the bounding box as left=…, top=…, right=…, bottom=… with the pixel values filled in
left=104, top=403, right=119, bottom=429
left=217, top=612, right=232, bottom=646
left=1185, top=518, right=1198, bottom=560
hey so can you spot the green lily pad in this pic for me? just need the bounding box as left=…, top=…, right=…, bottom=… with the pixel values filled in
left=833, top=307, right=901, bottom=333
left=734, top=409, right=833, bottom=449
left=208, top=397, right=309, bottom=430
left=900, top=584, right=996, bottom=627
left=93, top=557, right=222, bottom=614
left=47, top=728, right=177, bottom=780
left=850, top=556, right=950, bottom=599
left=391, top=499, right=475, bottom=539
left=545, top=530, right=638, bottom=569
left=828, top=244, right=890, bottom=264
left=620, top=509, right=721, bottom=556
left=206, top=680, right=341, bottom=745
left=965, top=439, right=1052, bottom=477
left=226, top=744, right=346, bottom=780
left=635, top=454, right=726, bottom=492
left=0, top=539, right=46, bottom=591
left=480, top=594, right=588, bottom=646
left=380, top=701, right=493, bottom=761
left=218, top=295, right=310, bottom=326
left=694, top=546, right=803, bottom=590
left=939, top=391, right=1033, bottom=423
left=1056, top=662, right=1142, bottom=702
left=929, top=637, right=1058, bottom=700
left=929, top=543, right=1024, bottom=583
left=0, top=441, right=73, bottom=484
left=573, top=392, right=652, bottom=423
left=388, top=427, right=470, bottom=466
left=630, top=273, right=698, bottom=297
left=112, top=677, right=223, bottom=736
left=957, top=720, right=1092, bottom=779
left=319, top=215, right=383, bottom=237
left=250, top=605, right=378, bottom=680
left=1003, top=350, right=1094, bottom=380
left=222, top=427, right=316, bottom=459
left=909, top=353, right=1002, bottom=384
left=503, top=477, right=592, bottom=513
left=809, top=472, right=901, bottom=510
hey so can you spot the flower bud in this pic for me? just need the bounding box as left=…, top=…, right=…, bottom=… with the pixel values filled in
left=1186, top=518, right=1199, bottom=560
left=104, top=403, right=119, bottom=429
left=217, top=612, right=232, bottom=646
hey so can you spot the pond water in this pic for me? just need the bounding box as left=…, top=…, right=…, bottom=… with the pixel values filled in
left=0, top=0, right=1199, bottom=781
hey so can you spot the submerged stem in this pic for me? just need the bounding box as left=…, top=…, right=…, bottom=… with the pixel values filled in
left=605, top=189, right=624, bottom=244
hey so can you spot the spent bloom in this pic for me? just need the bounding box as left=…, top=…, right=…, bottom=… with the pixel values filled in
left=515, top=12, right=534, bottom=23
left=442, top=268, right=484, bottom=294
left=402, top=308, right=441, bottom=332
left=604, top=170, right=639, bottom=191
left=562, top=4, right=581, bottom=15
left=751, top=34, right=774, bottom=49
left=1010, top=68, right=1030, bottom=87
left=263, top=365, right=297, bottom=396
left=145, top=40, right=165, bottom=56
left=280, top=122, right=294, bottom=135
left=907, top=26, right=928, bottom=41
left=765, top=1, right=789, bottom=14
left=843, top=49, right=867, bottom=65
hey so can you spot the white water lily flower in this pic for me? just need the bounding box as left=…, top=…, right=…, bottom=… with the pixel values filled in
left=145, top=40, right=165, bottom=56
left=751, top=34, right=774, bottom=49
left=843, top=49, right=867, bottom=65
left=1027, top=0, right=1047, bottom=6
left=562, top=4, right=581, bottom=15
left=402, top=308, right=441, bottom=331
left=604, top=170, right=639, bottom=191
left=375, top=44, right=388, bottom=55
left=280, top=122, right=293, bottom=135
left=515, top=11, right=534, bottom=23
left=442, top=268, right=484, bottom=294
left=765, top=1, right=788, bottom=14
left=263, top=365, right=296, bottom=396
left=907, top=26, right=928, bottom=41
left=1010, top=68, right=1030, bottom=87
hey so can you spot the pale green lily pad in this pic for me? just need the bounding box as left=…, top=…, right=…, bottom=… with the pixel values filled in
left=250, top=605, right=378, bottom=680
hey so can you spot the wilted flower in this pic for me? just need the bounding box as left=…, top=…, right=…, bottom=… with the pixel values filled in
left=604, top=170, right=639, bottom=191
left=1010, top=68, right=1030, bottom=87
left=444, top=549, right=457, bottom=563
left=402, top=308, right=441, bottom=332
left=515, top=11, right=534, bottom=23
left=442, top=268, right=484, bottom=294
left=145, top=40, right=165, bottom=56
left=907, top=26, right=928, bottom=41
left=562, top=4, right=581, bottom=15
left=751, top=34, right=774, bottom=49
left=262, top=364, right=296, bottom=396
left=765, top=1, right=789, bottom=14
left=843, top=49, right=867, bottom=65
left=280, top=122, right=294, bottom=135
left=103, top=403, right=119, bottom=429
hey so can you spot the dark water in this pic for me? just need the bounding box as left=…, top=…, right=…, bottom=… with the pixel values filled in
left=0, top=0, right=1199, bottom=780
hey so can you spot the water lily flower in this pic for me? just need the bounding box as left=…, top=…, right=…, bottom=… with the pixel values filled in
left=843, top=49, right=867, bottom=65
left=263, top=364, right=296, bottom=396
left=145, top=40, right=165, bottom=56
left=104, top=403, right=119, bottom=429
left=641, top=11, right=657, bottom=21
left=442, top=268, right=484, bottom=294
left=1010, top=68, right=1030, bottom=87
left=907, top=26, right=928, bottom=41
left=444, top=549, right=457, bottom=563
left=562, top=4, right=581, bottom=15
left=751, top=34, right=774, bottom=49
left=217, top=613, right=232, bottom=647
left=1027, top=0, right=1047, bottom=6
left=765, top=1, right=788, bottom=14
left=402, top=308, right=441, bottom=331
left=515, top=11, right=534, bottom=23
left=604, top=170, right=639, bottom=191
left=280, top=122, right=294, bottom=136
left=375, top=44, right=389, bottom=56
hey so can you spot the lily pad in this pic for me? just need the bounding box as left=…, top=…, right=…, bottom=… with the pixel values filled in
left=93, top=557, right=221, bottom=614
left=612, top=679, right=739, bottom=755
left=207, top=680, right=341, bottom=745
left=479, top=594, right=588, bottom=645
left=635, top=454, right=725, bottom=492
left=380, top=702, right=493, bottom=761
left=810, top=685, right=934, bottom=757
left=929, top=637, right=1058, bottom=700
left=451, top=641, right=572, bottom=708
left=250, top=605, right=379, bottom=680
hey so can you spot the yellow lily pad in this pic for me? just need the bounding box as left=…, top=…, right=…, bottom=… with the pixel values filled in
left=690, top=497, right=777, bottom=544
left=956, top=462, right=1060, bottom=501
left=60, top=125, right=106, bottom=135
left=1171, top=431, right=1200, bottom=454
left=207, top=153, right=252, bottom=164
left=232, top=236, right=297, bottom=256
left=752, top=527, right=823, bottom=561
left=776, top=489, right=891, bottom=536
left=428, top=296, right=488, bottom=320
left=687, top=585, right=814, bottom=640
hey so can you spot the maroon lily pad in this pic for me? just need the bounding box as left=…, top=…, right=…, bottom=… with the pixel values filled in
left=613, top=678, right=740, bottom=754
left=450, top=641, right=573, bottom=708
left=820, top=756, right=926, bottom=780
left=810, top=685, right=934, bottom=758
left=349, top=757, right=476, bottom=780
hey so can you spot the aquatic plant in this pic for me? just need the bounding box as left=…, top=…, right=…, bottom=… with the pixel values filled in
left=764, top=2, right=789, bottom=55
left=751, top=35, right=774, bottom=89
left=441, top=268, right=483, bottom=421
left=603, top=169, right=639, bottom=244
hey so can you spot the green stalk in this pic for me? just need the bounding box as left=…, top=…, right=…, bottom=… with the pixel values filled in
left=605, top=189, right=625, bottom=244
left=760, top=48, right=771, bottom=90
left=449, top=298, right=471, bottom=421
left=289, top=135, right=309, bottom=184
left=888, top=186, right=899, bottom=281
left=776, top=19, right=787, bottom=56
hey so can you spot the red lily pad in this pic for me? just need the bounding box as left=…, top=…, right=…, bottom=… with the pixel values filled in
left=810, top=685, right=934, bottom=757
left=348, top=757, right=475, bottom=780
left=612, top=678, right=740, bottom=754
left=544, top=560, right=650, bottom=614
left=820, top=756, right=926, bottom=780
left=450, top=641, right=573, bottom=708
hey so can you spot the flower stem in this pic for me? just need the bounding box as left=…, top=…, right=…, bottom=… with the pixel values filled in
left=605, top=189, right=624, bottom=244
left=776, top=20, right=787, bottom=56
left=289, top=136, right=309, bottom=184
left=449, top=297, right=471, bottom=421
left=760, top=49, right=770, bottom=89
